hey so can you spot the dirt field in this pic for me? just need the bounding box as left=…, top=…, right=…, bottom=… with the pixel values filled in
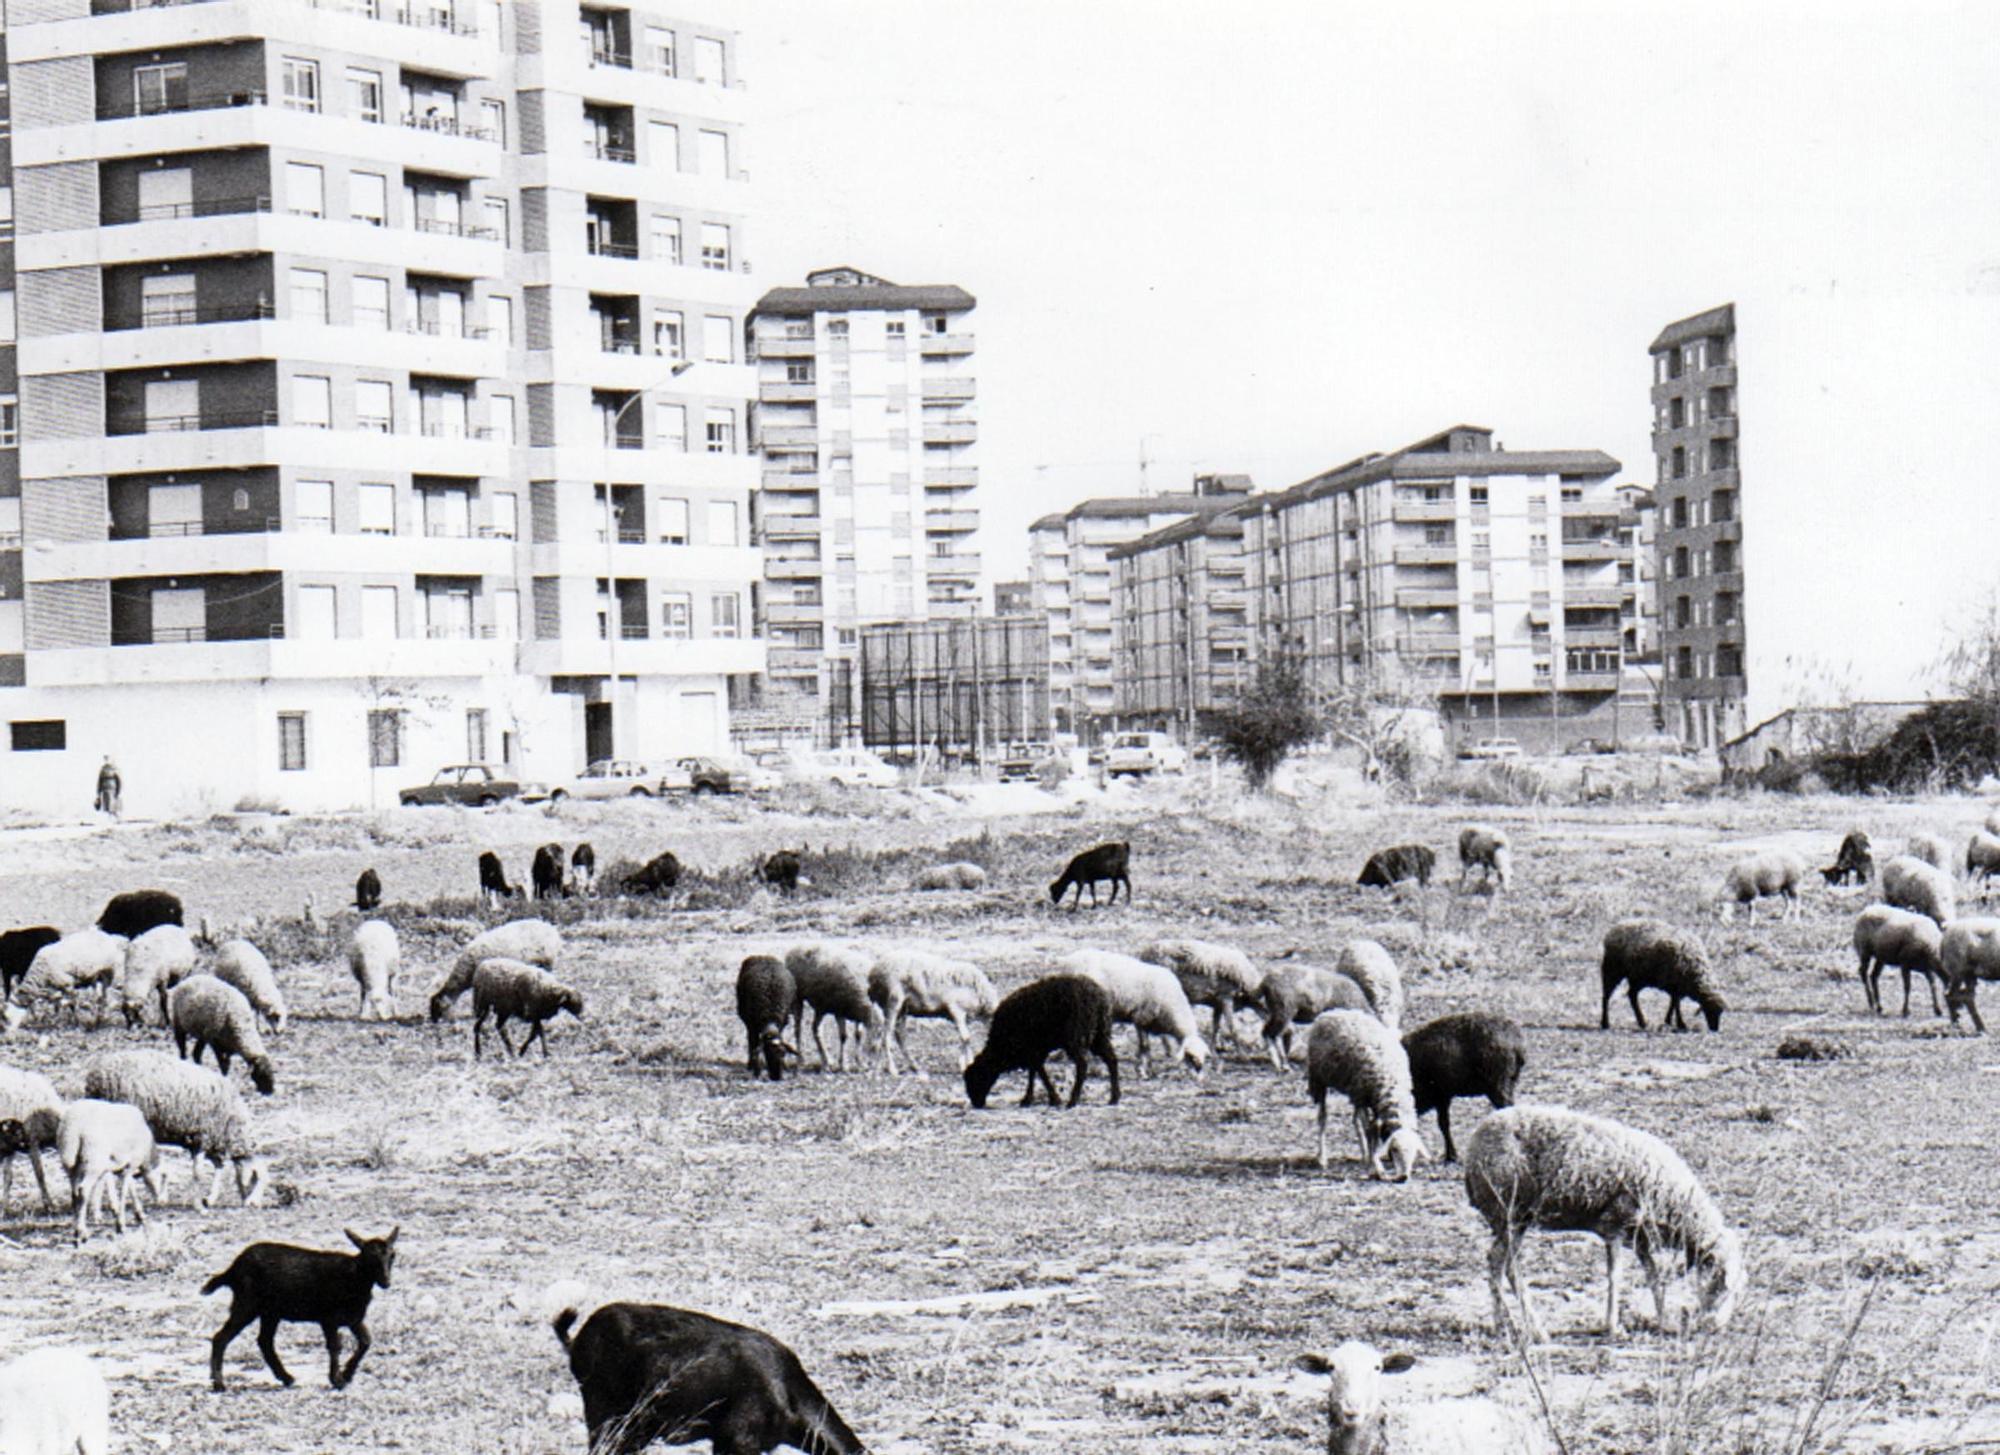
left=2, top=780, right=1998, bottom=1453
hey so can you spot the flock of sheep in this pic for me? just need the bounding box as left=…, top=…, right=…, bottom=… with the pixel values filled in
left=0, top=805, right=1988, bottom=1454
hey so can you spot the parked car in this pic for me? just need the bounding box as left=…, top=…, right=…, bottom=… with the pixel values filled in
left=997, top=740, right=1053, bottom=782
left=1104, top=731, right=1189, bottom=778
left=398, top=763, right=545, bottom=807
left=679, top=754, right=781, bottom=795
left=1460, top=737, right=1525, bottom=761
left=1565, top=737, right=1619, bottom=756
left=791, top=748, right=900, bottom=789
left=546, top=759, right=683, bottom=801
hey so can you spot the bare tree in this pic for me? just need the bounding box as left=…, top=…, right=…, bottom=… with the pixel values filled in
left=1315, top=654, right=1442, bottom=784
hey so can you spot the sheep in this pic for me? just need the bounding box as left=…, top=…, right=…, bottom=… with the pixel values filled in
left=349, top=919, right=400, bottom=1021
left=913, top=860, right=989, bottom=892
left=736, top=954, right=800, bottom=1081
left=1296, top=1340, right=1552, bottom=1455
left=472, top=957, right=584, bottom=1060
left=0, top=925, right=59, bottom=1001
left=1358, top=844, right=1434, bottom=890
left=0, top=1347, right=110, bottom=1455
left=1882, top=853, right=1957, bottom=927
left=427, top=918, right=562, bottom=1021
left=570, top=842, right=596, bottom=895
left=550, top=1290, right=866, bottom=1455
left=783, top=942, right=884, bottom=1072
left=1599, top=919, right=1725, bottom=1032
left=1457, top=824, right=1513, bottom=892
left=1064, top=948, right=1210, bottom=1075
left=1852, top=903, right=1945, bottom=1017
left=203, top=1227, right=398, bottom=1391
left=1402, top=1011, right=1527, bottom=1162
left=623, top=850, right=681, bottom=895
left=58, top=1098, right=168, bottom=1243
left=758, top=848, right=804, bottom=895
left=0, top=1064, right=63, bottom=1213
left=1715, top=848, right=1806, bottom=920
left=1258, top=964, right=1376, bottom=1071
left=477, top=850, right=518, bottom=905
left=212, top=938, right=286, bottom=1034
left=113, top=922, right=195, bottom=1027
left=83, top=1049, right=267, bottom=1209
left=532, top=842, right=566, bottom=900
left=1967, top=831, right=2000, bottom=891
left=1337, top=939, right=1404, bottom=1031
left=168, top=976, right=276, bottom=1095
left=1049, top=840, right=1130, bottom=908
left=869, top=949, right=999, bottom=1075
left=1305, top=1010, right=1425, bottom=1180
left=1135, top=937, right=1264, bottom=1051
left=97, top=887, right=184, bottom=939
left=1465, top=1104, right=1744, bottom=1340
left=1820, top=829, right=1872, bottom=887
left=964, top=973, right=1121, bottom=1108
left=354, top=867, right=382, bottom=912
left=3, top=929, right=128, bottom=1033
left=1940, top=917, right=2000, bottom=1032
left=1906, top=831, right=1955, bottom=873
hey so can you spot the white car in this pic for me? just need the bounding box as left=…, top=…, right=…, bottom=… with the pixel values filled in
left=546, top=759, right=681, bottom=801
left=1104, top=732, right=1189, bottom=778
left=792, top=748, right=899, bottom=789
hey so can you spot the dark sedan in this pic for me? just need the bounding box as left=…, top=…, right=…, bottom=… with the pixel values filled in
left=398, top=763, right=546, bottom=807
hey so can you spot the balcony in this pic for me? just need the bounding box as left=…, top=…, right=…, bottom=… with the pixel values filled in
left=759, top=514, right=822, bottom=537
left=1560, top=498, right=1624, bottom=519
left=923, top=510, right=979, bottom=532
left=515, top=634, right=765, bottom=679
left=1397, top=631, right=1461, bottom=658
left=1392, top=545, right=1458, bottom=567
left=1563, top=585, right=1624, bottom=608
left=758, top=381, right=817, bottom=404
left=1705, top=363, right=1737, bottom=386
left=764, top=557, right=823, bottom=580
left=752, top=335, right=816, bottom=359
left=918, top=332, right=974, bottom=356
left=761, top=600, right=823, bottom=626
left=107, top=300, right=275, bottom=331
left=1395, top=587, right=1459, bottom=609
left=922, top=422, right=977, bottom=445
left=924, top=466, right=978, bottom=488
left=97, top=88, right=269, bottom=122
left=108, top=409, right=278, bottom=436
left=105, top=194, right=271, bottom=226
left=25, top=529, right=511, bottom=582
left=757, top=425, right=820, bottom=450
left=1709, top=415, right=1738, bottom=440
left=926, top=553, right=981, bottom=577
left=27, top=635, right=513, bottom=688
left=921, top=377, right=976, bottom=402
left=1559, top=537, right=1620, bottom=562
left=1391, top=499, right=1456, bottom=523
left=761, top=467, right=820, bottom=488
left=1564, top=627, right=1624, bottom=649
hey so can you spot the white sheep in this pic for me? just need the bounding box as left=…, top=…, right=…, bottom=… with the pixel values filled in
left=168, top=976, right=276, bottom=1095
left=783, top=942, right=884, bottom=1071
left=212, top=939, right=286, bottom=1034
left=1457, top=824, right=1514, bottom=892
left=471, top=957, right=584, bottom=1059
left=1064, top=948, right=1210, bottom=1075
left=1906, top=831, right=1955, bottom=873
left=0, top=1064, right=63, bottom=1213
left=1715, top=848, right=1806, bottom=921
left=2, top=930, right=128, bottom=1033
left=1464, top=1104, right=1744, bottom=1340
left=1966, top=831, right=2000, bottom=891
left=428, top=918, right=563, bottom=1021
left=1336, top=940, right=1404, bottom=1031
left=1852, top=903, right=1945, bottom=1016
left=84, top=1049, right=267, bottom=1209
left=1296, top=1340, right=1552, bottom=1455
left=1940, top=917, right=2000, bottom=1033
left=58, top=1098, right=168, bottom=1243
left=1133, top=938, right=1263, bottom=1050
left=1882, top=854, right=1956, bottom=927
left=349, top=920, right=401, bottom=1021
left=912, top=861, right=989, bottom=892
left=1258, top=964, right=1377, bottom=1070
left=1304, top=1009, right=1424, bottom=1180
left=0, top=1347, right=110, bottom=1455
left=868, top=950, right=999, bottom=1075
left=120, top=923, right=196, bottom=1027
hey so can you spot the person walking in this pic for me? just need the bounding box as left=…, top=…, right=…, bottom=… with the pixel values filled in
left=94, top=756, right=122, bottom=818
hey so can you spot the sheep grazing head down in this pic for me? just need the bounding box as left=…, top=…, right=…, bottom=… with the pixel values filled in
left=1372, top=1127, right=1427, bottom=1183
left=1698, top=1227, right=1746, bottom=1331
left=1298, top=1340, right=1415, bottom=1455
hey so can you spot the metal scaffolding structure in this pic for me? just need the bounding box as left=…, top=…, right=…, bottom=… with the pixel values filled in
left=859, top=617, right=1051, bottom=760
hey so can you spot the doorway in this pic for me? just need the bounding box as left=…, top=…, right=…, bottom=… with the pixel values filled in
left=585, top=702, right=612, bottom=766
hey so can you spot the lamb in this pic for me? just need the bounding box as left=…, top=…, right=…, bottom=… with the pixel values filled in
left=1457, top=824, right=1513, bottom=892
left=1820, top=829, right=1873, bottom=887
left=1135, top=937, right=1264, bottom=1050
left=570, top=842, right=596, bottom=895
left=168, top=976, right=276, bottom=1095
left=1402, top=1011, right=1527, bottom=1162
left=1465, top=1104, right=1744, bottom=1339
left=354, top=866, right=382, bottom=912
left=427, top=918, right=562, bottom=1021
left=736, top=955, right=800, bottom=1081
left=1940, top=917, right=2000, bottom=1032
left=213, top=938, right=286, bottom=1034
left=1064, top=948, right=1210, bottom=1075
left=349, top=919, right=400, bottom=1021
left=913, top=860, right=989, bottom=891
left=1337, top=939, right=1404, bottom=1031
left=1882, top=853, right=1956, bottom=927
left=1967, top=831, right=2000, bottom=891
left=83, top=1049, right=267, bottom=1209
left=58, top=1098, right=168, bottom=1243
left=532, top=842, right=566, bottom=900
left=477, top=850, right=518, bottom=905
left=0, top=925, right=60, bottom=1000
left=116, top=923, right=196, bottom=1027
left=784, top=942, right=884, bottom=1071
left=1715, top=848, right=1806, bottom=920
left=0, top=1347, right=110, bottom=1455
left=1357, top=844, right=1434, bottom=890
left=1599, top=919, right=1726, bottom=1032
left=1258, top=964, right=1376, bottom=1070
left=1296, top=1340, right=1552, bottom=1455
left=3, top=929, right=128, bottom=1033
left=471, top=957, right=584, bottom=1060
left=964, top=973, right=1121, bottom=1108
left=1048, top=840, right=1131, bottom=908
left=0, top=1064, right=63, bottom=1212
left=550, top=1290, right=866, bottom=1455
left=203, top=1227, right=398, bottom=1391
left=97, top=887, right=184, bottom=939
left=1305, top=1010, right=1425, bottom=1180
left=623, top=850, right=682, bottom=895
left=868, top=949, right=1000, bottom=1074
left=1906, top=831, right=1955, bottom=873
left=758, top=848, right=804, bottom=895
left=1852, top=903, right=1945, bottom=1017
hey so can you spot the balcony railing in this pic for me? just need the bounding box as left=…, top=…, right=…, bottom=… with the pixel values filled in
left=588, top=141, right=637, bottom=163
left=418, top=422, right=496, bottom=439
left=113, top=300, right=276, bottom=330
left=109, top=409, right=279, bottom=435
left=98, top=89, right=268, bottom=121
left=400, top=113, right=496, bottom=141
left=403, top=320, right=493, bottom=339
left=413, top=218, right=498, bottom=240
left=306, top=0, right=480, bottom=34
left=586, top=46, right=633, bottom=68
left=587, top=239, right=639, bottom=259
left=109, top=195, right=271, bottom=226
left=152, top=626, right=209, bottom=644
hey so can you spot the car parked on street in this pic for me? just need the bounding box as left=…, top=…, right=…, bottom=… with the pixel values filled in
left=678, top=754, right=781, bottom=795
left=546, top=759, right=685, bottom=801
left=997, top=740, right=1054, bottom=782
left=790, top=747, right=900, bottom=789
left=398, top=763, right=546, bottom=807
left=1104, top=731, right=1189, bottom=778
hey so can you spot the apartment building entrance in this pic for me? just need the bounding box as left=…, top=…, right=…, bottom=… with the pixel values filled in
left=585, top=701, right=612, bottom=765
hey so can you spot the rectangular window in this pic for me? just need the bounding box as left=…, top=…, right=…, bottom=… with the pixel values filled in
left=358, top=483, right=396, bottom=535
left=292, top=374, right=332, bottom=429
left=138, top=167, right=193, bottom=220
left=296, top=478, right=334, bottom=532
left=702, top=313, right=734, bottom=364
left=654, top=402, right=687, bottom=451
left=295, top=586, right=336, bottom=639
left=0, top=396, right=17, bottom=448
left=646, top=25, right=676, bottom=74
left=706, top=499, right=738, bottom=546
left=144, top=377, right=197, bottom=431
left=479, top=98, right=505, bottom=144
left=700, top=222, right=731, bottom=270
left=148, top=483, right=200, bottom=536
left=698, top=128, right=729, bottom=177
left=650, top=214, right=682, bottom=264
left=885, top=319, right=905, bottom=338
left=133, top=62, right=188, bottom=115
left=490, top=394, right=516, bottom=445
left=367, top=709, right=401, bottom=768
left=653, top=309, right=684, bottom=359
left=703, top=407, right=735, bottom=454
left=490, top=295, right=513, bottom=348
left=282, top=58, right=321, bottom=113
left=490, top=491, right=518, bottom=539
left=482, top=196, right=508, bottom=244
left=350, top=171, right=387, bottom=226
left=356, top=380, right=393, bottom=433
left=466, top=708, right=488, bottom=762
left=693, top=35, right=725, bottom=83
left=494, top=587, right=519, bottom=640
left=289, top=268, right=329, bottom=324
left=9, top=721, right=65, bottom=752
left=277, top=713, right=308, bottom=768
left=657, top=497, right=689, bottom=544
left=354, top=275, right=390, bottom=330
left=710, top=592, right=739, bottom=637
left=152, top=586, right=204, bottom=643
left=140, top=272, right=194, bottom=327
left=785, top=361, right=812, bottom=384
left=286, top=162, right=325, bottom=218
left=361, top=584, right=398, bottom=637
left=0, top=290, right=15, bottom=346
left=660, top=592, right=691, bottom=639
left=649, top=120, right=680, bottom=169
left=347, top=67, right=383, bottom=122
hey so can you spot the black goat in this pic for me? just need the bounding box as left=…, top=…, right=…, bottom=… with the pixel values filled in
left=353, top=868, right=382, bottom=913
left=758, top=849, right=803, bottom=895
left=1357, top=844, right=1435, bottom=889
left=96, top=889, right=184, bottom=940
left=1821, top=829, right=1873, bottom=886
left=736, top=955, right=799, bottom=1081
left=1048, top=841, right=1130, bottom=909
left=531, top=843, right=566, bottom=900
left=570, top=843, right=596, bottom=896
left=478, top=851, right=518, bottom=905
left=964, top=974, right=1120, bottom=1109
left=624, top=851, right=681, bottom=895
left=203, top=1227, right=398, bottom=1392
left=1402, top=1011, right=1527, bottom=1162
left=0, top=925, right=60, bottom=1000
left=554, top=1298, right=866, bottom=1455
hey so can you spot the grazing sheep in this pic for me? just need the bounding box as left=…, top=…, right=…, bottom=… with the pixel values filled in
left=3, top=929, right=128, bottom=1033
left=0, top=1347, right=110, bottom=1455
left=1296, top=1340, right=1552, bottom=1455
left=758, top=848, right=804, bottom=895
left=531, top=842, right=566, bottom=901
left=736, top=955, right=800, bottom=1081
left=783, top=942, right=884, bottom=1072
left=354, top=867, right=382, bottom=912
left=1967, top=831, right=2000, bottom=891
left=1305, top=1010, right=1425, bottom=1180
left=0, top=925, right=60, bottom=1001
left=1457, top=824, right=1513, bottom=892
left=1820, top=830, right=1873, bottom=887
left=623, top=850, right=682, bottom=895
left=427, top=919, right=562, bottom=1021
left=168, top=977, right=276, bottom=1095
left=58, top=1098, right=167, bottom=1243
left=1258, top=964, right=1375, bottom=1070
left=1357, top=844, right=1435, bottom=890
left=1882, top=854, right=1957, bottom=927
left=1906, top=831, right=1955, bottom=873
left=477, top=850, right=518, bottom=905
left=1599, top=919, right=1725, bottom=1032
left=1135, top=937, right=1264, bottom=1051
left=0, top=1064, right=63, bottom=1213
left=570, top=842, right=596, bottom=895
left=471, top=957, right=584, bottom=1060
left=212, top=939, right=286, bottom=1034
left=1716, top=848, right=1806, bottom=921
left=203, top=1228, right=398, bottom=1391
left=97, top=888, right=184, bottom=940
left=349, top=919, right=400, bottom=1021
left=1465, top=1104, right=1744, bottom=1340
left=1048, top=841, right=1131, bottom=908
left=913, top=860, right=989, bottom=892
left=84, top=1049, right=266, bottom=1209
left=869, top=949, right=999, bottom=1075
left=1852, top=903, right=1945, bottom=1017
left=964, top=973, right=1121, bottom=1109
left=119, top=922, right=195, bottom=1027
left=1064, top=948, right=1210, bottom=1075
left=551, top=1291, right=866, bottom=1455
left=1337, top=939, right=1404, bottom=1031
left=1940, top=917, right=2000, bottom=1032
left=1402, top=1011, right=1527, bottom=1162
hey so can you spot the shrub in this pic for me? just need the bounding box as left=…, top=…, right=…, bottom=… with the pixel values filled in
left=1204, top=655, right=1324, bottom=790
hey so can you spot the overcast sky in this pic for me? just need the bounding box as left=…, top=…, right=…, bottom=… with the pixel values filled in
left=747, top=1, right=2000, bottom=652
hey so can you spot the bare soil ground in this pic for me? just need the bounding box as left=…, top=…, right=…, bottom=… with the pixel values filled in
left=2, top=780, right=1998, bottom=1453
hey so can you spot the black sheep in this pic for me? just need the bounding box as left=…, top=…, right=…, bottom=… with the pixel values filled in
left=1048, top=841, right=1130, bottom=909
left=96, top=889, right=184, bottom=940
left=736, top=955, right=799, bottom=1081
left=0, top=925, right=61, bottom=1000
left=624, top=851, right=681, bottom=895
left=1401, top=1010, right=1527, bottom=1161
left=570, top=842, right=596, bottom=895
left=531, top=843, right=566, bottom=900
left=964, top=974, right=1121, bottom=1109
left=477, top=851, right=518, bottom=905
left=353, top=868, right=382, bottom=913
left=202, top=1228, right=398, bottom=1391
left=554, top=1298, right=866, bottom=1455
left=1357, top=844, right=1435, bottom=889
left=758, top=849, right=803, bottom=895
left=1600, top=918, right=1727, bottom=1032
left=1821, top=829, right=1873, bottom=886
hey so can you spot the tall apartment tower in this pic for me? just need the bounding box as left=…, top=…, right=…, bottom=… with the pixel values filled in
left=0, top=0, right=761, bottom=815
left=747, top=267, right=978, bottom=743
left=1648, top=304, right=1743, bottom=750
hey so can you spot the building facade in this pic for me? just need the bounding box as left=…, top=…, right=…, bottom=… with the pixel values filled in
left=1108, top=507, right=1251, bottom=733
left=856, top=614, right=1048, bottom=760
left=746, top=266, right=977, bottom=743
left=991, top=578, right=1029, bottom=615
left=0, top=0, right=764, bottom=816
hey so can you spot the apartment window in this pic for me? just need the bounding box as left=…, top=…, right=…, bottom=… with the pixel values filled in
left=137, top=167, right=192, bottom=221
left=1468, top=485, right=1488, bottom=506
left=286, top=162, right=325, bottom=218
left=0, top=396, right=17, bottom=448
left=350, top=171, right=387, bottom=226
left=1472, top=591, right=1493, bottom=611
left=661, top=592, right=692, bottom=639
left=785, top=361, right=812, bottom=385
left=295, top=585, right=336, bottom=640
left=707, top=499, right=738, bottom=547
left=657, top=497, right=689, bottom=544
left=703, top=313, right=734, bottom=364
left=358, top=483, right=395, bottom=535
left=278, top=713, right=308, bottom=770
left=292, top=375, right=332, bottom=429
left=1671, top=445, right=1687, bottom=479
left=482, top=197, right=509, bottom=245
left=290, top=269, right=329, bottom=324
left=649, top=120, right=680, bottom=169
left=654, top=402, right=687, bottom=451
left=480, top=98, right=505, bottom=144
left=347, top=67, right=383, bottom=122
left=1673, top=544, right=1690, bottom=579
left=353, top=275, right=390, bottom=330
left=282, top=58, right=321, bottom=113
left=490, top=491, right=518, bottom=540
left=367, top=709, right=402, bottom=768
left=925, top=314, right=949, bottom=334
left=710, top=592, right=740, bottom=638
left=10, top=721, right=65, bottom=751
left=1529, top=531, right=1548, bottom=554
left=649, top=214, right=682, bottom=265
left=700, top=222, right=731, bottom=270
left=489, top=296, right=513, bottom=348
left=356, top=380, right=393, bottom=433
left=490, top=394, right=516, bottom=445
left=1422, top=525, right=1448, bottom=546
left=646, top=25, right=676, bottom=74
left=693, top=35, right=725, bottom=83
left=361, top=583, right=398, bottom=638
left=296, top=478, right=334, bottom=532
left=1709, top=439, right=1734, bottom=471
left=137, top=273, right=194, bottom=328
left=494, top=587, right=519, bottom=640
left=885, top=319, right=905, bottom=338
left=704, top=407, right=735, bottom=454
left=1471, top=531, right=1491, bottom=556
left=152, top=586, right=204, bottom=643
left=465, top=708, right=488, bottom=762
left=698, top=128, right=729, bottom=177
left=133, top=62, right=187, bottom=115
left=653, top=310, right=684, bottom=359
